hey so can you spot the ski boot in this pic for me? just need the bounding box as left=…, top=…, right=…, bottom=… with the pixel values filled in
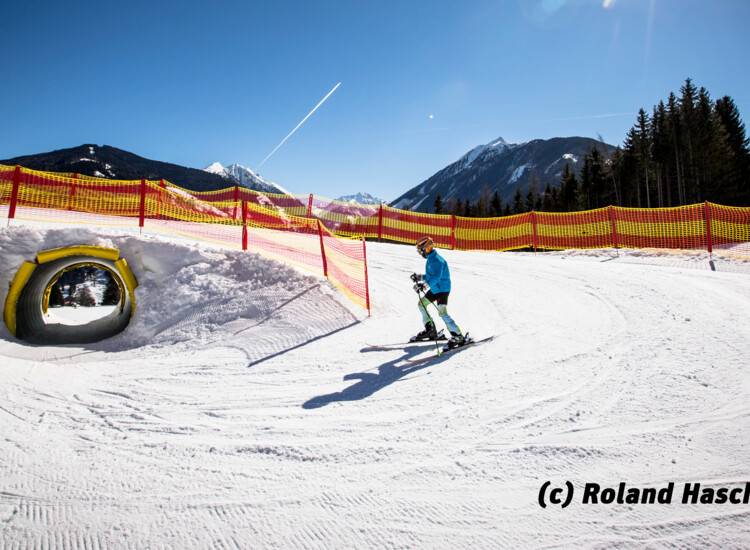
left=410, top=322, right=439, bottom=342
left=442, top=332, right=469, bottom=353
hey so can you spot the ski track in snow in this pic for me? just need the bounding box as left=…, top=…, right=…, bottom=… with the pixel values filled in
left=1, top=224, right=750, bottom=548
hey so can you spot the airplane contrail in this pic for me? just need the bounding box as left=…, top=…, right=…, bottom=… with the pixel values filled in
left=256, top=82, right=341, bottom=171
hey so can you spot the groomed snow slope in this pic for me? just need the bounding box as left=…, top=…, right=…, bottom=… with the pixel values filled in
left=1, top=224, right=750, bottom=549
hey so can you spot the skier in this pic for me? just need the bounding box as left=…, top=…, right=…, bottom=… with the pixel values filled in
left=410, top=236, right=467, bottom=351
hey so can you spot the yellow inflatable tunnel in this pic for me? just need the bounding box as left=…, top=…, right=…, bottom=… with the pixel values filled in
left=4, top=245, right=138, bottom=345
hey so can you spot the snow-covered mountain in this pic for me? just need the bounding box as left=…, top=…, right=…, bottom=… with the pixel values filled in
left=390, top=136, right=613, bottom=212
left=335, top=192, right=388, bottom=205
left=204, top=162, right=290, bottom=196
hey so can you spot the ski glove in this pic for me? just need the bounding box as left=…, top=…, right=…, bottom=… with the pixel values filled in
left=413, top=282, right=427, bottom=293
left=410, top=273, right=423, bottom=283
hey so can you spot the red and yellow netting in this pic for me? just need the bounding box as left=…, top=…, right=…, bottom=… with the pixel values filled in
left=147, top=176, right=750, bottom=259
left=2, top=163, right=749, bottom=308
left=0, top=165, right=371, bottom=311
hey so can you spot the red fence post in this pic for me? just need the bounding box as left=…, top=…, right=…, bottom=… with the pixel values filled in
left=307, top=194, right=314, bottom=219
left=7, top=165, right=22, bottom=223
left=451, top=215, right=456, bottom=250
left=139, top=179, right=147, bottom=228
left=233, top=186, right=239, bottom=220
left=317, top=220, right=328, bottom=277
left=531, top=211, right=538, bottom=253
left=68, top=173, right=77, bottom=211
left=377, top=204, right=383, bottom=242
left=609, top=205, right=619, bottom=252
left=242, top=200, right=248, bottom=251
left=362, top=235, right=371, bottom=316
left=704, top=201, right=713, bottom=256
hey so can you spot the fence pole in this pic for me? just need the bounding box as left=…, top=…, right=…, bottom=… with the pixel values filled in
left=68, top=173, right=77, bottom=211
left=362, top=235, right=371, bottom=316
left=233, top=186, right=239, bottom=220
left=609, top=205, right=619, bottom=256
left=531, top=211, right=538, bottom=254
left=451, top=215, right=456, bottom=250
left=139, top=179, right=147, bottom=230
left=317, top=220, right=328, bottom=277
left=242, top=200, right=248, bottom=251
left=377, top=204, right=383, bottom=242
left=307, top=194, right=314, bottom=219
left=704, top=201, right=713, bottom=257
left=7, top=165, right=21, bottom=224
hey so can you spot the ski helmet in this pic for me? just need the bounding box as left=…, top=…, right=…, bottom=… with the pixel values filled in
left=416, top=236, right=435, bottom=257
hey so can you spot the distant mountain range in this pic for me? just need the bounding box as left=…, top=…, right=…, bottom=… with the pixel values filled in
left=391, top=136, right=614, bottom=212
left=335, top=192, right=388, bottom=205
left=3, top=137, right=615, bottom=211
left=203, top=162, right=288, bottom=195
left=0, top=144, right=288, bottom=195
left=1, top=144, right=236, bottom=192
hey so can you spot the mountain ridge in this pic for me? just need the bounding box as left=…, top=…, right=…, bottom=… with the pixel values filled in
left=391, top=136, right=614, bottom=212
left=0, top=145, right=275, bottom=194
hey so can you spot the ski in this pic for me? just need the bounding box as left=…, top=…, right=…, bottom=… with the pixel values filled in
left=363, top=330, right=446, bottom=351
left=404, top=335, right=496, bottom=365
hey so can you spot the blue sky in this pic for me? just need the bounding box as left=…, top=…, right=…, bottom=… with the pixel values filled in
left=2, top=0, right=748, bottom=200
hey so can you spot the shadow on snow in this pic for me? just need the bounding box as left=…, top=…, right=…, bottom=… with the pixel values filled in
left=302, top=343, right=455, bottom=409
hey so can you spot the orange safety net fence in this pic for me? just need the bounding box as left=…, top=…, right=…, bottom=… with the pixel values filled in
left=0, top=165, right=370, bottom=311
left=3, top=163, right=749, bottom=272
left=147, top=175, right=750, bottom=258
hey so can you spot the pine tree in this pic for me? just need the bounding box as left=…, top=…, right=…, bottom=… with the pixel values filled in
left=634, top=108, right=653, bottom=208
left=433, top=193, right=444, bottom=215
left=476, top=185, right=492, bottom=218
left=525, top=168, right=540, bottom=212
left=541, top=183, right=554, bottom=212
left=75, top=286, right=96, bottom=307
left=512, top=187, right=525, bottom=214
left=490, top=191, right=503, bottom=217
left=49, top=283, right=65, bottom=307
left=446, top=197, right=460, bottom=217
left=666, top=92, right=686, bottom=205
left=651, top=102, right=670, bottom=207
left=680, top=78, right=700, bottom=203
left=102, top=276, right=121, bottom=306
left=587, top=146, right=607, bottom=209
left=714, top=95, right=750, bottom=205
left=559, top=163, right=579, bottom=212
left=475, top=195, right=489, bottom=218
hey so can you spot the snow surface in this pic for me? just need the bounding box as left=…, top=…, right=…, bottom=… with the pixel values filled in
left=47, top=305, right=119, bottom=326
left=2, top=221, right=750, bottom=548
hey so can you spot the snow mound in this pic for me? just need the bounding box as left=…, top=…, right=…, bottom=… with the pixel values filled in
left=0, top=225, right=361, bottom=355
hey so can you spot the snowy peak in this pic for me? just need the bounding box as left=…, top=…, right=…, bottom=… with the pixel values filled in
left=203, top=162, right=290, bottom=195
left=204, top=161, right=226, bottom=175
left=390, top=136, right=614, bottom=212
left=336, top=192, right=388, bottom=205
left=450, top=136, right=519, bottom=178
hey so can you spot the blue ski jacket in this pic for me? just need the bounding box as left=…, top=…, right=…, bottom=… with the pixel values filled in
left=423, top=249, right=451, bottom=293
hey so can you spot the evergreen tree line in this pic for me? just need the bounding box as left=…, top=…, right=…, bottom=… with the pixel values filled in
left=48, top=267, right=121, bottom=308
left=433, top=79, right=750, bottom=217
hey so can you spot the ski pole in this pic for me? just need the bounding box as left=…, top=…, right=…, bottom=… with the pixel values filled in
left=415, top=285, right=442, bottom=356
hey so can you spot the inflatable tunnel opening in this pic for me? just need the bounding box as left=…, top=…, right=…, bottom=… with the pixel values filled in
left=44, top=264, right=124, bottom=326
left=4, top=246, right=137, bottom=345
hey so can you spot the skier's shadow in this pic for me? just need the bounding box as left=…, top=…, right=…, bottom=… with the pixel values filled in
left=302, top=344, right=448, bottom=409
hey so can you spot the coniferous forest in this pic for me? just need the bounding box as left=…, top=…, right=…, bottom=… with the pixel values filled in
left=436, top=79, right=750, bottom=217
